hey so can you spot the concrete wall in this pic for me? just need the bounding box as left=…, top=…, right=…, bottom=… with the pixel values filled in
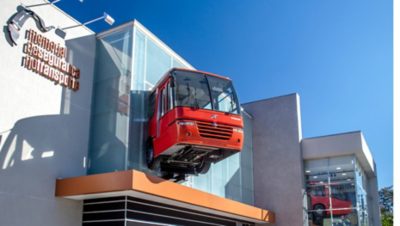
left=302, top=131, right=375, bottom=177
left=243, top=94, right=307, bottom=226
left=0, top=1, right=95, bottom=225
left=367, top=175, right=381, bottom=226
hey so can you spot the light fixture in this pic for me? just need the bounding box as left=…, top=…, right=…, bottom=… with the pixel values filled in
left=336, top=167, right=341, bottom=170
left=305, top=170, right=311, bottom=173
left=103, top=13, right=115, bottom=25
left=313, top=176, right=318, bottom=179
left=56, top=12, right=115, bottom=38
left=64, top=12, right=115, bottom=29
left=50, top=0, right=62, bottom=4
left=24, top=0, right=83, bottom=8
left=342, top=173, right=347, bottom=176
left=51, top=0, right=84, bottom=4
left=20, top=0, right=97, bottom=39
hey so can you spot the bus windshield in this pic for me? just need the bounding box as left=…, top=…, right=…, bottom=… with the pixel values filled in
left=173, top=70, right=240, bottom=114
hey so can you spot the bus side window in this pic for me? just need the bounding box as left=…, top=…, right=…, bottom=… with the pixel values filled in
left=167, top=81, right=174, bottom=112
left=163, top=88, right=167, bottom=116
left=160, top=88, right=167, bottom=117
left=148, top=91, right=155, bottom=119
left=158, top=88, right=164, bottom=119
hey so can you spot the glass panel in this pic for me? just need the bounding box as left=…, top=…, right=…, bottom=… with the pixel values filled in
left=88, top=26, right=133, bottom=174
left=132, top=28, right=146, bottom=90
left=167, top=82, right=173, bottom=112
left=305, top=156, right=358, bottom=226
left=172, top=70, right=240, bottom=114
left=128, top=28, right=148, bottom=171
left=160, top=88, right=167, bottom=117
left=89, top=24, right=254, bottom=204
left=182, top=112, right=254, bottom=205
left=147, top=91, right=156, bottom=119
left=145, top=39, right=171, bottom=86
left=128, top=89, right=148, bottom=171
left=207, top=76, right=240, bottom=114
left=127, top=27, right=193, bottom=171
left=355, top=161, right=369, bottom=226
left=95, top=33, right=133, bottom=81
left=174, top=71, right=212, bottom=110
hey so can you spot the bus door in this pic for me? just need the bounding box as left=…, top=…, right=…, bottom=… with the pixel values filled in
left=155, top=79, right=174, bottom=154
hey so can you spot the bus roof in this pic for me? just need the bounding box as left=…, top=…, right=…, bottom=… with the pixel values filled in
left=152, top=68, right=232, bottom=91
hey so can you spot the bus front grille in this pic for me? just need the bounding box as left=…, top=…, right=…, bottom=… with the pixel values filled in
left=197, top=121, right=233, bottom=140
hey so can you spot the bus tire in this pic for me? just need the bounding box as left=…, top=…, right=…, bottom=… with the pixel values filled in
left=196, top=160, right=211, bottom=174
left=312, top=204, right=325, bottom=225
left=146, top=139, right=157, bottom=170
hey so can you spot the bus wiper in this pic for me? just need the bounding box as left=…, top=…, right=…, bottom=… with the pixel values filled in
left=194, top=99, right=200, bottom=109
left=230, top=99, right=235, bottom=112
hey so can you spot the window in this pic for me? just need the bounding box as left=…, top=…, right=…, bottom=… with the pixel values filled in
left=163, top=87, right=168, bottom=115
left=331, top=184, right=349, bottom=201
left=173, top=70, right=240, bottom=114
left=158, top=88, right=164, bottom=118
left=148, top=91, right=156, bottom=119
left=167, top=81, right=174, bottom=112
left=207, top=76, right=240, bottom=114
left=309, top=185, right=325, bottom=197
left=174, top=71, right=212, bottom=110
left=305, top=156, right=359, bottom=226
left=159, top=87, right=168, bottom=117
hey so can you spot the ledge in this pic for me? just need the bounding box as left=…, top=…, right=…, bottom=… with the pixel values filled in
left=55, top=170, right=275, bottom=224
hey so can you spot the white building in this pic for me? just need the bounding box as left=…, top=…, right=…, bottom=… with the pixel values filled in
left=0, top=1, right=380, bottom=225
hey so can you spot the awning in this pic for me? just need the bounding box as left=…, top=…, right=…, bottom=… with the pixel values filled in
left=55, top=170, right=275, bottom=224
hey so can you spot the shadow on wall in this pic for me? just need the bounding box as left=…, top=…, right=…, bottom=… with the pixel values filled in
left=0, top=18, right=95, bottom=225
left=0, top=33, right=95, bottom=196
left=225, top=169, right=242, bottom=202
left=60, top=34, right=97, bottom=173
left=0, top=114, right=87, bottom=226
left=1, top=115, right=70, bottom=168
left=0, top=115, right=84, bottom=195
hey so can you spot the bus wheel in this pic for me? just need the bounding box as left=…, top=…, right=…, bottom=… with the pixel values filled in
left=196, top=160, right=211, bottom=174
left=146, top=140, right=157, bottom=170
left=312, top=204, right=325, bottom=225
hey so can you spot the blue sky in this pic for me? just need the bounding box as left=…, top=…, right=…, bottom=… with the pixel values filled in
left=57, top=0, right=393, bottom=188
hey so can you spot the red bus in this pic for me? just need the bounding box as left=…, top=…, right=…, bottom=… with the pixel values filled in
left=147, top=68, right=243, bottom=178
left=308, top=182, right=354, bottom=224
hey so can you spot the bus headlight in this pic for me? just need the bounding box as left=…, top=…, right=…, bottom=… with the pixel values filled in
left=177, top=121, right=195, bottom=126
left=233, top=128, right=243, bottom=133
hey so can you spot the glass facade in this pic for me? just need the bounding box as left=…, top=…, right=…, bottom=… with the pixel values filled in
left=355, top=161, right=369, bottom=226
left=127, top=24, right=190, bottom=172
left=305, top=156, right=370, bottom=226
left=88, top=21, right=254, bottom=204
left=183, top=111, right=254, bottom=205
left=88, top=26, right=133, bottom=173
